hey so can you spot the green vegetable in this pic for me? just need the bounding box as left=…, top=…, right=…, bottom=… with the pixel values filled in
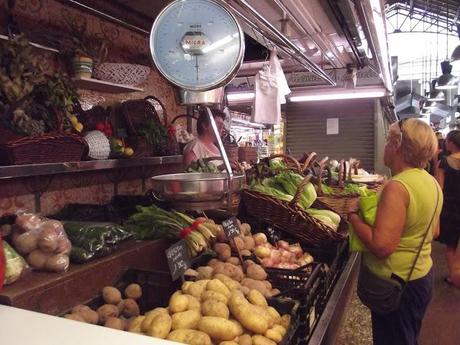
left=274, top=171, right=317, bottom=209
left=3, top=241, right=27, bottom=284
left=321, top=184, right=334, bottom=195
left=186, top=159, right=219, bottom=173
left=307, top=208, right=341, bottom=230
left=251, top=183, right=294, bottom=202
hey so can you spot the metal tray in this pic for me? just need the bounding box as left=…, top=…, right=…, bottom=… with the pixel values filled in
left=150, top=172, right=245, bottom=202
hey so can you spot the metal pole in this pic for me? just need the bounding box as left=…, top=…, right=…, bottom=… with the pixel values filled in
left=227, top=0, right=336, bottom=86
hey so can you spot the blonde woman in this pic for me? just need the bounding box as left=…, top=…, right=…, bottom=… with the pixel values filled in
left=349, top=118, right=443, bottom=345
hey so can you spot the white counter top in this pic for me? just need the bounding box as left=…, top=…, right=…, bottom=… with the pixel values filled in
left=0, top=305, right=178, bottom=345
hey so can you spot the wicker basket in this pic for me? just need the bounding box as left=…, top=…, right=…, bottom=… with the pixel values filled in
left=0, top=131, right=87, bottom=165
left=119, top=99, right=163, bottom=136
left=93, top=63, right=150, bottom=86
left=238, top=146, right=258, bottom=163
left=242, top=175, right=347, bottom=247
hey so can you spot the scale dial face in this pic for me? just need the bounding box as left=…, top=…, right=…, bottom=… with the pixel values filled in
left=150, top=0, right=245, bottom=91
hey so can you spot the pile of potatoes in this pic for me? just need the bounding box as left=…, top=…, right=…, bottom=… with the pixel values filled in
left=127, top=275, right=291, bottom=345
left=12, top=214, right=72, bottom=273
left=64, top=283, right=142, bottom=330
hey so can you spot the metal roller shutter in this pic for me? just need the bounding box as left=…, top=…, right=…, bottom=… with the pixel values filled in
left=286, top=99, right=375, bottom=171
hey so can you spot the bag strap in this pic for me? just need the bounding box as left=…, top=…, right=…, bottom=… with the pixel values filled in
left=404, top=178, right=440, bottom=284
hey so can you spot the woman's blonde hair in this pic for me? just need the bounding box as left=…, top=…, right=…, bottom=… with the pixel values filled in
left=389, top=118, right=438, bottom=168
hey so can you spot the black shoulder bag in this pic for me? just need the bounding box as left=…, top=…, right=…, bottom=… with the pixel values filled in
left=357, top=181, right=439, bottom=315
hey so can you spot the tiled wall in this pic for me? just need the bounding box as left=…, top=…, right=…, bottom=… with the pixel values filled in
left=0, top=0, right=185, bottom=216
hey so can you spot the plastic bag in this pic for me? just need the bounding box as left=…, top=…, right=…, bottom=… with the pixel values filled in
left=3, top=241, right=28, bottom=285
left=349, top=192, right=379, bottom=252
left=12, top=213, right=71, bottom=273
left=63, top=222, right=132, bottom=264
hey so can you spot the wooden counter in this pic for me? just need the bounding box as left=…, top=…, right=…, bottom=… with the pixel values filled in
left=0, top=240, right=170, bottom=315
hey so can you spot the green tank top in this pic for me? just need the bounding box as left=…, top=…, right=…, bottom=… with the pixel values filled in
left=363, top=168, right=443, bottom=281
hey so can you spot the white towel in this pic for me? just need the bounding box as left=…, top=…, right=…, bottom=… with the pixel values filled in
left=251, top=64, right=280, bottom=125
left=270, top=49, right=291, bottom=104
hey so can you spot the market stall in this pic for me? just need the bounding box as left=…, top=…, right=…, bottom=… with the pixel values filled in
left=0, top=0, right=393, bottom=345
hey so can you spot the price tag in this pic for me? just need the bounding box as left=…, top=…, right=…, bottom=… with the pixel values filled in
left=222, top=217, right=240, bottom=239
left=165, top=240, right=190, bottom=281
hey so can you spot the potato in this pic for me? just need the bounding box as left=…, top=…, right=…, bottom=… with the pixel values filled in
left=201, top=300, right=229, bottom=319
left=240, top=250, right=252, bottom=257
left=226, top=257, right=241, bottom=266
left=187, top=281, right=207, bottom=299
left=265, top=328, right=282, bottom=343
left=201, top=290, right=228, bottom=304
left=214, top=274, right=241, bottom=291
left=117, top=299, right=126, bottom=314
left=182, top=281, right=193, bottom=294
left=14, top=231, right=39, bottom=255
left=64, top=313, right=85, bottom=322
left=240, top=286, right=250, bottom=296
left=207, top=279, right=231, bottom=298
left=167, top=329, right=212, bottom=345
left=97, top=304, right=119, bottom=324
left=40, top=220, right=65, bottom=236
left=198, top=316, right=243, bottom=341
left=77, top=309, right=99, bottom=324
left=124, top=284, right=142, bottom=300
left=142, top=308, right=168, bottom=332
left=214, top=243, right=232, bottom=261
left=272, top=325, right=286, bottom=337
left=38, top=227, right=59, bottom=253
left=27, top=250, right=52, bottom=269
left=45, top=254, right=69, bottom=273
left=230, top=237, right=245, bottom=252
left=123, top=299, right=140, bottom=318
left=242, top=236, right=255, bottom=251
left=266, top=307, right=281, bottom=325
left=279, top=314, right=291, bottom=329
left=185, top=294, right=201, bottom=310
left=208, top=258, right=222, bottom=269
left=56, top=237, right=72, bottom=255
left=240, top=223, right=252, bottom=236
left=252, top=335, right=276, bottom=345
left=128, top=316, right=145, bottom=333
left=102, top=286, right=122, bottom=305
left=216, top=229, right=228, bottom=243
left=169, top=293, right=189, bottom=313
left=248, top=290, right=268, bottom=307
left=104, top=317, right=125, bottom=330
left=228, top=293, right=269, bottom=335
left=171, top=309, right=201, bottom=330
left=197, top=266, right=214, bottom=280
left=238, top=334, right=253, bottom=345
left=241, top=279, right=271, bottom=297
left=271, top=289, right=281, bottom=296
left=15, top=214, right=42, bottom=232
left=71, top=304, right=91, bottom=314
left=144, top=307, right=168, bottom=318
left=220, top=342, right=239, bottom=345
left=246, top=264, right=267, bottom=281
left=184, top=268, right=199, bottom=278
left=145, top=313, right=172, bottom=338
left=253, top=233, right=268, bottom=246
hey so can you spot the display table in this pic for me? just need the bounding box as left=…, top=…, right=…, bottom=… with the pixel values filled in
left=0, top=305, right=178, bottom=345
left=0, top=240, right=170, bottom=315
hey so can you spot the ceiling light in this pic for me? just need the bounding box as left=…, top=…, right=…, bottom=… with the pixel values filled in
left=289, top=88, right=386, bottom=102
left=226, top=92, right=255, bottom=102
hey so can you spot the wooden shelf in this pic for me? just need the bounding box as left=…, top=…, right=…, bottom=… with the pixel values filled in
left=0, top=155, right=183, bottom=180
left=72, top=77, right=144, bottom=93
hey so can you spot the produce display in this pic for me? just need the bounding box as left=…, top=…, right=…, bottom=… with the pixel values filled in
left=11, top=213, right=72, bottom=273
left=63, top=222, right=132, bottom=263
left=321, top=182, right=370, bottom=197
left=250, top=170, right=341, bottom=231
left=126, top=205, right=221, bottom=257
left=186, top=159, right=219, bottom=173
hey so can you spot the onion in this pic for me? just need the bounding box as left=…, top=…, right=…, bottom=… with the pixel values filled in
left=289, top=245, right=303, bottom=258
left=253, top=233, right=268, bottom=246
left=261, top=258, right=274, bottom=267
left=277, top=240, right=290, bottom=250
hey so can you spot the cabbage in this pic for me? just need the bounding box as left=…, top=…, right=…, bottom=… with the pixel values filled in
left=307, top=208, right=341, bottom=230
left=3, top=241, right=27, bottom=284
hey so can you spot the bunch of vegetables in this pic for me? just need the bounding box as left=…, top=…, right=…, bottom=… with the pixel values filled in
left=253, top=236, right=314, bottom=270
left=186, top=159, right=219, bottom=173
left=321, top=183, right=370, bottom=197
left=11, top=213, right=72, bottom=273
left=250, top=171, right=341, bottom=231
left=126, top=205, right=221, bottom=257
left=64, top=284, right=143, bottom=330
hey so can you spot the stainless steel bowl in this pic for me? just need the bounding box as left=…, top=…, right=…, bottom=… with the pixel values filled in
left=150, top=173, right=245, bottom=202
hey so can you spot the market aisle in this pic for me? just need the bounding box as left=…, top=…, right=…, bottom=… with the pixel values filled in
left=336, top=242, right=460, bottom=345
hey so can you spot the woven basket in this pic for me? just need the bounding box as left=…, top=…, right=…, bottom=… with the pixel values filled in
left=0, top=131, right=87, bottom=165
left=242, top=175, right=347, bottom=247
left=93, top=63, right=150, bottom=86
left=120, top=99, right=162, bottom=136
left=238, top=146, right=258, bottom=163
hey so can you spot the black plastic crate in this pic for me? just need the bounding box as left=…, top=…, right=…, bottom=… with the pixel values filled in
left=268, top=297, right=300, bottom=345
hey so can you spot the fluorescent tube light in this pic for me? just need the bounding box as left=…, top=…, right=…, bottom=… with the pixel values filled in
left=226, top=92, right=255, bottom=102
left=289, top=89, right=386, bottom=102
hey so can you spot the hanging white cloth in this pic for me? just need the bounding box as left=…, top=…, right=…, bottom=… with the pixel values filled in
left=251, top=63, right=280, bottom=125
left=269, top=49, right=291, bottom=104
